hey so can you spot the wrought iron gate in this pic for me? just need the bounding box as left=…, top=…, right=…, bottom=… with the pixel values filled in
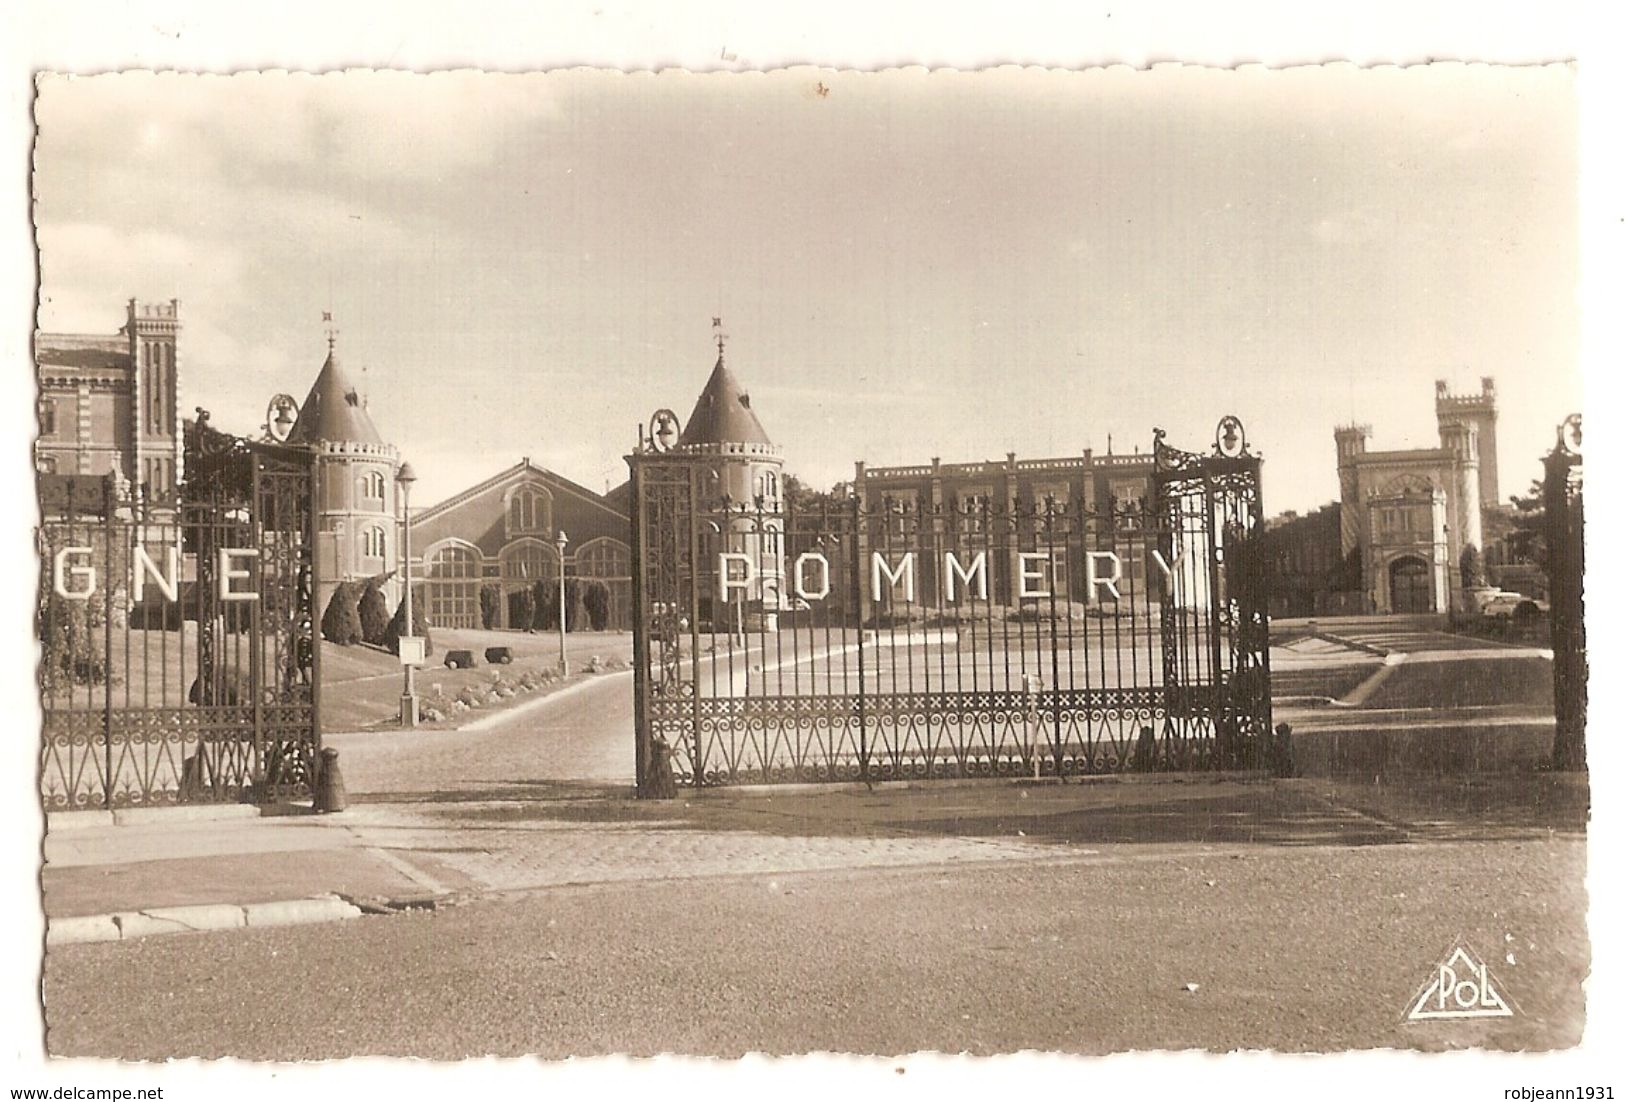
left=38, top=413, right=321, bottom=810
left=627, top=417, right=1270, bottom=793
left=1544, top=414, right=1585, bottom=771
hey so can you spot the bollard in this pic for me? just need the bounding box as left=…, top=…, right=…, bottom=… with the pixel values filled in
left=1132, top=725, right=1157, bottom=773
left=1269, top=722, right=1296, bottom=778
left=313, top=746, right=348, bottom=813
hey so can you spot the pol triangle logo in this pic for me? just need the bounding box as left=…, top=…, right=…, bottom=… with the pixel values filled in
left=1407, top=941, right=1516, bottom=1021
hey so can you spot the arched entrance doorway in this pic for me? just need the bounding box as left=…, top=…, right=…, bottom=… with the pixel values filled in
left=1389, top=555, right=1432, bottom=614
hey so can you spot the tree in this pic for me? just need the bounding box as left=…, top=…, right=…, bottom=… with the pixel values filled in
left=1504, top=479, right=1547, bottom=567
left=358, top=577, right=392, bottom=645
left=479, top=583, right=501, bottom=630
left=320, top=581, right=363, bottom=646
left=582, top=579, right=610, bottom=631
left=563, top=577, right=589, bottom=633
left=533, top=578, right=556, bottom=631
left=782, top=474, right=852, bottom=515
left=384, top=588, right=433, bottom=656
left=1459, top=543, right=1485, bottom=590
left=38, top=591, right=108, bottom=693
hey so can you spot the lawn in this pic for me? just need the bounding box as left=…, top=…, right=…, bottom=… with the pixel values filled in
left=1359, top=655, right=1555, bottom=711
left=319, top=627, right=634, bottom=733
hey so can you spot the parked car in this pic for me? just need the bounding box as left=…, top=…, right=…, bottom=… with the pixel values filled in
left=1481, top=592, right=1549, bottom=620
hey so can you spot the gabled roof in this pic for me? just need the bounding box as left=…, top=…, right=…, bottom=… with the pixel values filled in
left=410, top=458, right=629, bottom=526
left=678, top=355, right=773, bottom=448
left=287, top=346, right=384, bottom=446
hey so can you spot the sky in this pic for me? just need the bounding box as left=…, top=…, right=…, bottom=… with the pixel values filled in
left=33, top=64, right=1579, bottom=514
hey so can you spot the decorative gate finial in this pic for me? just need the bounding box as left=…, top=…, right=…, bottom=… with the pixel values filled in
left=648, top=408, right=681, bottom=453
left=1216, top=415, right=1247, bottom=458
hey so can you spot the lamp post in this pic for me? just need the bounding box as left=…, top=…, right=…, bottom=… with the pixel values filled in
left=397, top=461, right=419, bottom=727
left=555, top=528, right=569, bottom=676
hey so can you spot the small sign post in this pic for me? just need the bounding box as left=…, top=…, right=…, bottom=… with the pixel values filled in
left=398, top=635, right=426, bottom=667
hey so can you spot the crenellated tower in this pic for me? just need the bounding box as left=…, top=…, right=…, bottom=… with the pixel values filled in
left=126, top=298, right=183, bottom=500
left=1333, top=424, right=1371, bottom=557
left=1435, top=376, right=1499, bottom=507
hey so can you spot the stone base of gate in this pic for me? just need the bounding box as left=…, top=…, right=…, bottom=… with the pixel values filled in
left=677, top=769, right=1275, bottom=798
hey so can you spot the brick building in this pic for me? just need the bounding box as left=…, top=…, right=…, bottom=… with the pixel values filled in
left=34, top=299, right=183, bottom=502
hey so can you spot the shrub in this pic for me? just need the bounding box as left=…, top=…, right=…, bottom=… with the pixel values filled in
left=582, top=579, right=610, bottom=631
left=479, top=583, right=501, bottom=630
left=513, top=586, right=537, bottom=633
left=358, top=578, right=392, bottom=645
left=384, top=587, right=434, bottom=656
left=38, top=592, right=108, bottom=692
left=321, top=582, right=363, bottom=646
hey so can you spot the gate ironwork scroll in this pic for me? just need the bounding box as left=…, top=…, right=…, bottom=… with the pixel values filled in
left=628, top=418, right=1269, bottom=793
left=37, top=413, right=321, bottom=809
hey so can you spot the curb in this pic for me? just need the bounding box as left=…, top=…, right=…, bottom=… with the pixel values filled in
left=1307, top=629, right=1390, bottom=658
left=46, top=894, right=363, bottom=946
left=47, top=804, right=264, bottom=833
left=456, top=667, right=633, bottom=732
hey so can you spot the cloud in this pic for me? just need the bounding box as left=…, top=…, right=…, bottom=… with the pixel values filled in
left=35, top=222, right=246, bottom=331
left=39, top=72, right=564, bottom=188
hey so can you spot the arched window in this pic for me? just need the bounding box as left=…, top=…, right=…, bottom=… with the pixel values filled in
left=575, top=538, right=630, bottom=578
left=362, top=525, right=386, bottom=559
left=424, top=544, right=482, bottom=628
left=507, top=485, right=552, bottom=536
left=359, top=470, right=387, bottom=508
left=37, top=399, right=57, bottom=437
left=500, top=539, right=558, bottom=583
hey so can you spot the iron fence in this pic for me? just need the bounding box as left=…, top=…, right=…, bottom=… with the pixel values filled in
left=37, top=417, right=320, bottom=810
left=628, top=422, right=1270, bottom=791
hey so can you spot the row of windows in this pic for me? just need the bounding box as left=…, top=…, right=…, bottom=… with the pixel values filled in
left=424, top=539, right=632, bottom=581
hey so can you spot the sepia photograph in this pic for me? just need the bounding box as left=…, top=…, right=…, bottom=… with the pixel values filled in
left=7, top=6, right=1615, bottom=1096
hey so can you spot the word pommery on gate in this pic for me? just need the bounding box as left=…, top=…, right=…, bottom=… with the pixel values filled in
left=50, top=546, right=261, bottom=602
left=718, top=548, right=1193, bottom=603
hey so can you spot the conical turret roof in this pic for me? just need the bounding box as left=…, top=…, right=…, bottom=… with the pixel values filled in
left=288, top=344, right=384, bottom=447
left=679, top=354, right=772, bottom=448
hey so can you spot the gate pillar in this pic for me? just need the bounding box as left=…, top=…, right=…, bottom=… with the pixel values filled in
left=1544, top=414, right=1585, bottom=771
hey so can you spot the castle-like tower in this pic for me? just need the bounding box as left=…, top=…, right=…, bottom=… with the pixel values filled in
left=675, top=325, right=786, bottom=612
left=1435, top=377, right=1499, bottom=507
left=287, top=338, right=402, bottom=613
left=1333, top=423, right=1371, bottom=557
left=1331, top=378, right=1498, bottom=614
left=1437, top=418, right=1483, bottom=554
left=35, top=298, right=183, bottom=501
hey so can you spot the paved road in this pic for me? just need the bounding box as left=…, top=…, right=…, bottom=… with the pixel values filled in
left=43, top=834, right=1587, bottom=1058
left=327, top=671, right=637, bottom=798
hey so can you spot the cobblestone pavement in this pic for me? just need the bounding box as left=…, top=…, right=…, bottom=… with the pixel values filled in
left=334, top=801, right=1060, bottom=892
